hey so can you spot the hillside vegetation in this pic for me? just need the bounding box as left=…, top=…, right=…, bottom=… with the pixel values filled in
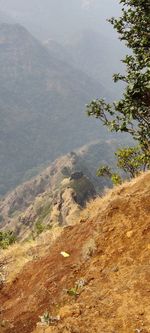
left=0, top=172, right=149, bottom=333
left=0, top=140, right=124, bottom=240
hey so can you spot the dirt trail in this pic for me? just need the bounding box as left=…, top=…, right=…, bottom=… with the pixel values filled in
left=0, top=172, right=150, bottom=333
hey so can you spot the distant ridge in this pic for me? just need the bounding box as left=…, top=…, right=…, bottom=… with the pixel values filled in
left=0, top=139, right=120, bottom=239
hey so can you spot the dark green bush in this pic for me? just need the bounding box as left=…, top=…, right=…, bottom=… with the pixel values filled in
left=0, top=230, right=16, bottom=249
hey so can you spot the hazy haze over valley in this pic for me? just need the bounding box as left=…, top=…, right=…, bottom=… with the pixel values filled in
left=0, top=0, right=127, bottom=195
left=0, top=0, right=121, bottom=40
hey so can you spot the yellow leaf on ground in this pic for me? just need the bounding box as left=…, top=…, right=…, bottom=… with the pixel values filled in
left=60, top=251, right=70, bottom=258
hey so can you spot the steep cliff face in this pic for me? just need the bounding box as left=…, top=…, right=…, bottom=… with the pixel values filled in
left=0, top=172, right=149, bottom=333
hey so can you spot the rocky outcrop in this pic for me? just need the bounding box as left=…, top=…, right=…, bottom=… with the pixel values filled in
left=50, top=187, right=81, bottom=226
left=50, top=174, right=96, bottom=226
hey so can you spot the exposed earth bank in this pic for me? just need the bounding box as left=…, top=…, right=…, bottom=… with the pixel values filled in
left=0, top=172, right=150, bottom=333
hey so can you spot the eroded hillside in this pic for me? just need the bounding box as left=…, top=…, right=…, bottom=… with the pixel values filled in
left=0, top=172, right=149, bottom=333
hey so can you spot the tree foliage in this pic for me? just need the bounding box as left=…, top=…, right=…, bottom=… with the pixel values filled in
left=96, top=164, right=122, bottom=185
left=97, top=146, right=148, bottom=185
left=87, top=0, right=150, bottom=161
left=115, top=145, right=148, bottom=177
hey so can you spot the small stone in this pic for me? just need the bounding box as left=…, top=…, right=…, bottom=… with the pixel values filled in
left=111, top=266, right=119, bottom=273
left=126, top=230, right=134, bottom=238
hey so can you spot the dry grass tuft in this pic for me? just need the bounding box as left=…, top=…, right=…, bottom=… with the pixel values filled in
left=80, top=171, right=149, bottom=221
left=0, top=226, right=62, bottom=283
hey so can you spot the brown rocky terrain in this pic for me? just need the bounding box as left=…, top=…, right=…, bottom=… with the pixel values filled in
left=0, top=172, right=149, bottom=333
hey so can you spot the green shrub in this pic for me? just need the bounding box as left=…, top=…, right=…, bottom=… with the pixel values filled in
left=35, top=221, right=45, bottom=236
left=96, top=146, right=148, bottom=186
left=0, top=230, right=16, bottom=249
left=67, top=278, right=86, bottom=298
left=115, top=146, right=148, bottom=177
left=111, top=173, right=122, bottom=186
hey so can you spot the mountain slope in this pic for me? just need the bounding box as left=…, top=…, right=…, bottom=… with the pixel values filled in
left=0, top=140, right=120, bottom=239
left=63, top=31, right=125, bottom=94
left=0, top=172, right=149, bottom=333
left=45, top=30, right=126, bottom=97
left=0, top=23, right=108, bottom=196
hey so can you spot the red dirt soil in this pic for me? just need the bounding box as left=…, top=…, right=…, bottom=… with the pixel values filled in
left=0, top=172, right=150, bottom=333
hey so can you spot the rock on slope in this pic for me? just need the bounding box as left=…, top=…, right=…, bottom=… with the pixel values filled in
left=0, top=172, right=150, bottom=333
